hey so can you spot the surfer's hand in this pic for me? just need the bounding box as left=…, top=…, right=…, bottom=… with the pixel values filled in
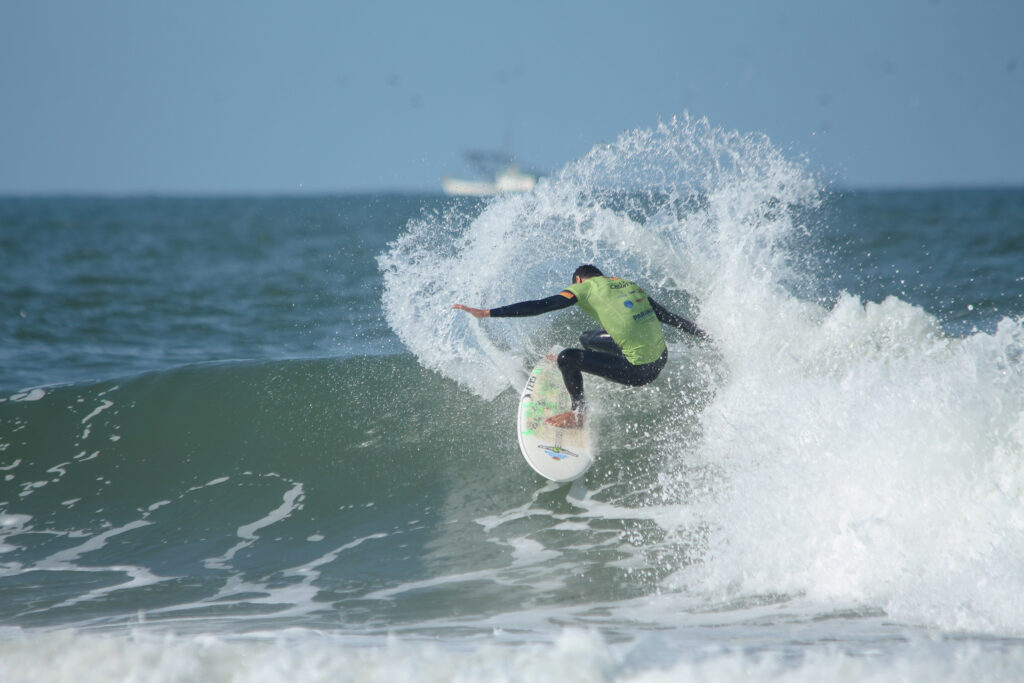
left=452, top=304, right=490, bottom=319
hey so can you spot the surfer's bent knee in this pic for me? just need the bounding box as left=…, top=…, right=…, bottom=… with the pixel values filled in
left=556, top=348, right=580, bottom=369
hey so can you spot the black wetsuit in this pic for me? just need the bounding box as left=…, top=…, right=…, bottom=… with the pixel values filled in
left=490, top=293, right=705, bottom=411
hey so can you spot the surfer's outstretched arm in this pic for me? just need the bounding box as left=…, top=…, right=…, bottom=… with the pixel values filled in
left=451, top=304, right=490, bottom=318
left=453, top=292, right=576, bottom=319
left=490, top=293, right=575, bottom=317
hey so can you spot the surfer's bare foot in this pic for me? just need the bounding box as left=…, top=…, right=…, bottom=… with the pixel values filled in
left=546, top=410, right=584, bottom=429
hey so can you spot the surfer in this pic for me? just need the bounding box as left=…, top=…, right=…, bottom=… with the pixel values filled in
left=452, top=264, right=707, bottom=428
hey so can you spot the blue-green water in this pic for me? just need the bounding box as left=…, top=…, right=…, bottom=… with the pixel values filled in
left=2, top=119, right=1024, bottom=681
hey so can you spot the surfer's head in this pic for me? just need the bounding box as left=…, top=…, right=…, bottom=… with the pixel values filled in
left=572, top=264, right=603, bottom=284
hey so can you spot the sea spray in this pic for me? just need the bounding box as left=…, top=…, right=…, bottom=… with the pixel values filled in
left=379, top=114, right=818, bottom=400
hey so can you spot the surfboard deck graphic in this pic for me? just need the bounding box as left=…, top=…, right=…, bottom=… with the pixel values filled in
left=516, top=347, right=595, bottom=482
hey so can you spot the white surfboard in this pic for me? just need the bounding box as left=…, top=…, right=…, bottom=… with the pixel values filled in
left=517, top=347, right=595, bottom=482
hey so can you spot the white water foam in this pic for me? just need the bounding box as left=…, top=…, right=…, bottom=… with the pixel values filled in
left=0, top=627, right=1021, bottom=683
left=670, top=299, right=1024, bottom=635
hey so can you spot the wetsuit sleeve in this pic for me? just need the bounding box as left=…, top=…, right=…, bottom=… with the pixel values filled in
left=649, top=298, right=708, bottom=339
left=489, top=292, right=576, bottom=318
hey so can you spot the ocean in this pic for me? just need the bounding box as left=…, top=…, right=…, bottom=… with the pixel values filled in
left=2, top=116, right=1023, bottom=681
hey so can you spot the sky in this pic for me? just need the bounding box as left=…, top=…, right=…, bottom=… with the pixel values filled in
left=1, top=0, right=1021, bottom=195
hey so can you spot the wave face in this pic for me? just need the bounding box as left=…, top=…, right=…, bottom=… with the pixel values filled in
left=1, top=356, right=533, bottom=633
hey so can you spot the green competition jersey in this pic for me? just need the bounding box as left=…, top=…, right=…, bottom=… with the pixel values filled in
left=566, top=276, right=667, bottom=365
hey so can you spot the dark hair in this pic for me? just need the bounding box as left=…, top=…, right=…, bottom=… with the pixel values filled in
left=572, top=264, right=604, bottom=281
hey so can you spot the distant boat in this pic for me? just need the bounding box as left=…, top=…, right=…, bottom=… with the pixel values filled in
left=442, top=152, right=539, bottom=196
